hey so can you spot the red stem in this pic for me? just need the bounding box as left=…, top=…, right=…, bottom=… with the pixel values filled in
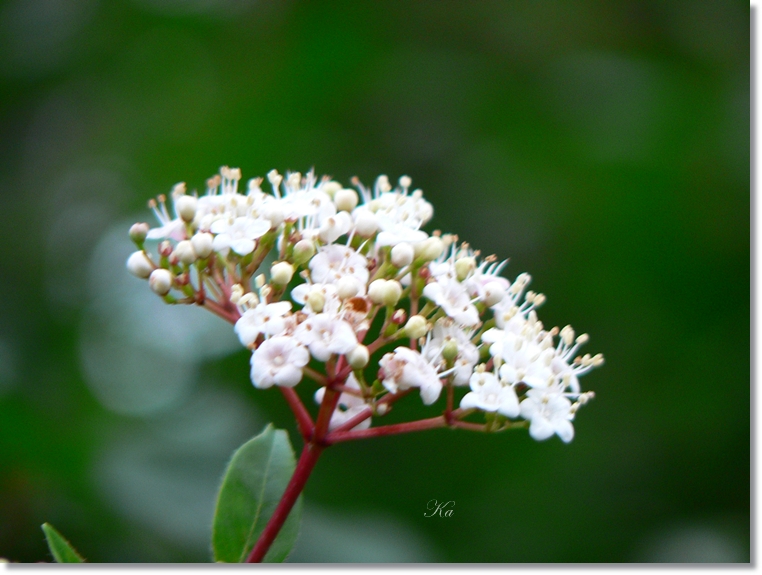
left=279, top=387, right=314, bottom=442
left=203, top=298, right=239, bottom=323
left=326, top=416, right=446, bottom=444
left=245, top=443, right=323, bottom=562
left=329, top=389, right=414, bottom=434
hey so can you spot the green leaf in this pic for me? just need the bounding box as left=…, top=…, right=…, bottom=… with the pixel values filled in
left=212, top=424, right=301, bottom=563
left=41, top=523, right=85, bottom=563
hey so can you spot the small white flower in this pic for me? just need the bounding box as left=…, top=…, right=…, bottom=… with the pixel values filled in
left=459, top=370, right=520, bottom=417
left=421, top=319, right=479, bottom=385
left=422, top=277, right=480, bottom=327
left=379, top=347, right=443, bottom=405
left=211, top=216, right=271, bottom=256
left=145, top=187, right=191, bottom=241
left=318, top=211, right=353, bottom=244
left=309, top=244, right=369, bottom=287
left=519, top=387, right=575, bottom=443
left=250, top=336, right=309, bottom=389
left=294, top=313, right=358, bottom=361
left=234, top=301, right=292, bottom=347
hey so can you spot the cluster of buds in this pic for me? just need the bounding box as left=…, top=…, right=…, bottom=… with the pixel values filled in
left=127, top=167, right=602, bottom=444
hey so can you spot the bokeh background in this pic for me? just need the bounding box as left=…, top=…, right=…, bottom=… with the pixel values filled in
left=0, top=0, right=750, bottom=563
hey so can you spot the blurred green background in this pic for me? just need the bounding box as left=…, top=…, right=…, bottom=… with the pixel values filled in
left=0, top=0, right=749, bottom=563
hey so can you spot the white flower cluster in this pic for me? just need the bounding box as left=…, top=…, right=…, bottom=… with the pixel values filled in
left=127, top=167, right=602, bottom=443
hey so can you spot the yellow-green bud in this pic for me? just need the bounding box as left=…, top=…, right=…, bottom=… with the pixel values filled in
left=334, top=188, right=359, bottom=212
left=404, top=315, right=428, bottom=339
left=442, top=339, right=459, bottom=362
left=455, top=256, right=476, bottom=281
left=270, top=261, right=294, bottom=285
left=415, top=236, right=444, bottom=261
left=347, top=344, right=370, bottom=369
left=293, top=239, right=316, bottom=265
left=368, top=279, right=388, bottom=304
left=307, top=290, right=325, bottom=313
left=381, top=280, right=402, bottom=307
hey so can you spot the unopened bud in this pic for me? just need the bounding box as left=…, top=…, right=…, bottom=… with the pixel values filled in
left=391, top=242, right=414, bottom=267
left=158, top=240, right=173, bottom=258
left=368, top=279, right=388, bottom=304
left=129, top=223, right=149, bottom=245
left=191, top=232, right=213, bottom=259
left=442, top=339, right=459, bottom=362
left=334, top=188, right=359, bottom=212
left=337, top=275, right=361, bottom=299
left=175, top=195, right=197, bottom=223
left=322, top=181, right=342, bottom=198
left=381, top=280, right=402, bottom=307
left=293, top=239, right=316, bottom=265
left=149, top=269, right=173, bottom=295
left=173, top=240, right=196, bottom=265
left=270, top=261, right=294, bottom=285
left=126, top=251, right=154, bottom=278
left=262, top=204, right=284, bottom=229
left=455, top=257, right=476, bottom=281
left=375, top=403, right=389, bottom=416
left=415, top=236, right=444, bottom=261
left=347, top=344, right=370, bottom=369
left=353, top=209, right=379, bottom=236
left=307, top=290, right=325, bottom=313
left=399, top=175, right=412, bottom=188
left=404, top=315, right=428, bottom=339
left=391, top=308, right=407, bottom=325
left=482, top=281, right=506, bottom=307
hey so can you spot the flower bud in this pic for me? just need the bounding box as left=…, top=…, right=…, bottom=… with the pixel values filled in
left=191, top=232, right=213, bottom=259
left=347, top=344, right=370, bottom=369
left=293, top=239, right=316, bottom=266
left=391, top=308, right=407, bottom=325
left=415, top=236, right=444, bottom=261
left=126, top=251, right=154, bottom=278
left=455, top=256, right=476, bottom=281
left=353, top=209, right=379, bottom=237
left=482, top=281, right=506, bottom=307
left=262, top=204, right=284, bottom=229
left=322, top=181, right=342, bottom=198
left=404, top=315, right=428, bottom=339
left=390, top=242, right=414, bottom=267
left=175, top=195, right=197, bottom=223
left=129, top=223, right=149, bottom=245
left=158, top=240, right=173, bottom=258
left=334, top=188, right=359, bottom=212
left=336, top=275, right=361, bottom=300
left=442, top=339, right=459, bottom=362
left=173, top=240, right=196, bottom=265
left=307, top=290, right=325, bottom=313
left=381, top=280, right=403, bottom=307
left=270, top=261, right=294, bottom=285
left=368, top=279, right=388, bottom=304
left=149, top=269, right=173, bottom=295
